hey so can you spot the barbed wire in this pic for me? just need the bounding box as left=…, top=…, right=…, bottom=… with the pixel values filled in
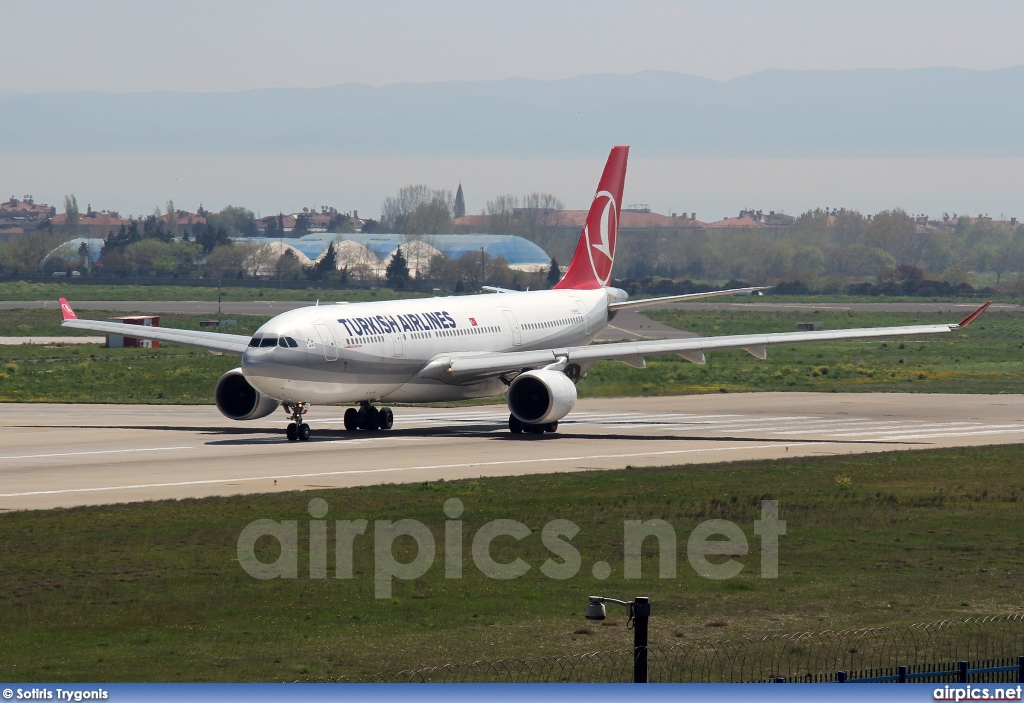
left=299, top=614, right=1024, bottom=683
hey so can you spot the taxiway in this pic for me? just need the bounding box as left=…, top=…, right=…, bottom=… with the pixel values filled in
left=1, top=392, right=1022, bottom=511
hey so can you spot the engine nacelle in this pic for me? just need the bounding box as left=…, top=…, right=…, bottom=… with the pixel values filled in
left=507, top=369, right=578, bottom=425
left=214, top=368, right=279, bottom=421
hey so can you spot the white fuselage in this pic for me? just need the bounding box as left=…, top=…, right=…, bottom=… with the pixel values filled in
left=241, top=287, right=620, bottom=405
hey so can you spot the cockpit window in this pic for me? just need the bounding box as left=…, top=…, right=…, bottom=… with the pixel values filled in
left=278, top=336, right=299, bottom=348
left=248, top=336, right=261, bottom=347
left=285, top=337, right=298, bottom=347
left=259, top=337, right=277, bottom=347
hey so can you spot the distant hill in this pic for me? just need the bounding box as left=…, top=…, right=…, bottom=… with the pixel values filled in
left=1, top=68, right=1022, bottom=158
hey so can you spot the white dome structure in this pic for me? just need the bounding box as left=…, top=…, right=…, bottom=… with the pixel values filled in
left=326, top=240, right=380, bottom=270
left=378, top=239, right=442, bottom=278
left=245, top=241, right=312, bottom=277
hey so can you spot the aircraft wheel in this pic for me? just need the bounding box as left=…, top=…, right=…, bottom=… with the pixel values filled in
left=297, top=423, right=311, bottom=441
left=546, top=421, right=558, bottom=433
left=528, top=423, right=545, bottom=434
left=360, top=407, right=380, bottom=431
left=509, top=414, right=523, bottom=434
left=379, top=407, right=394, bottom=430
left=286, top=422, right=298, bottom=441
left=344, top=407, right=358, bottom=431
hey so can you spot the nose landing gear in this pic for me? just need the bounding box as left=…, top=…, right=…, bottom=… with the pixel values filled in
left=344, top=401, right=394, bottom=432
left=284, top=402, right=311, bottom=441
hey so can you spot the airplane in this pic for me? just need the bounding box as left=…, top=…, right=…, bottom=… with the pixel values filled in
left=58, top=146, right=992, bottom=441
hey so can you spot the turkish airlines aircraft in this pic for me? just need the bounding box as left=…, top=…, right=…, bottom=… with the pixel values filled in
left=60, top=146, right=991, bottom=441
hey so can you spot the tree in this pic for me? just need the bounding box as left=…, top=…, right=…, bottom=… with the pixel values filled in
left=311, top=242, right=338, bottom=280
left=547, top=257, right=561, bottom=287
left=63, top=195, right=80, bottom=235
left=517, top=192, right=564, bottom=240
left=326, top=214, right=354, bottom=233
left=385, top=246, right=410, bottom=288
left=208, top=205, right=257, bottom=237
left=201, top=241, right=256, bottom=279
left=865, top=209, right=924, bottom=266
left=195, top=222, right=231, bottom=254
left=276, top=249, right=304, bottom=280
left=381, top=185, right=454, bottom=234
left=293, top=213, right=310, bottom=236
left=264, top=213, right=284, bottom=238
left=485, top=194, right=518, bottom=234
left=165, top=200, right=177, bottom=238
left=78, top=241, right=90, bottom=273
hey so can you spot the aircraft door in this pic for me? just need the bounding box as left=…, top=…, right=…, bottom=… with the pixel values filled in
left=393, top=331, right=404, bottom=357
left=313, top=323, right=339, bottom=361
left=502, top=309, right=522, bottom=346
left=572, top=298, right=591, bottom=334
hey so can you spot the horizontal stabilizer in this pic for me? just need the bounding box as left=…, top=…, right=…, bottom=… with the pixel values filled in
left=608, top=287, right=770, bottom=312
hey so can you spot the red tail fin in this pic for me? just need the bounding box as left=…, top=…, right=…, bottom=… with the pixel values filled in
left=554, top=146, right=629, bottom=290
left=59, top=297, right=78, bottom=321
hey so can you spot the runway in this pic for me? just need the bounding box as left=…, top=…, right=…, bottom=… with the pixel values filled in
left=2, top=392, right=1023, bottom=511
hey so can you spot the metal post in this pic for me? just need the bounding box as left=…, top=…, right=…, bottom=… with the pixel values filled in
left=775, top=677, right=786, bottom=683
left=898, top=665, right=907, bottom=683
left=1017, top=656, right=1023, bottom=684
left=959, top=661, right=969, bottom=683
left=632, top=597, right=650, bottom=683
left=837, top=671, right=847, bottom=683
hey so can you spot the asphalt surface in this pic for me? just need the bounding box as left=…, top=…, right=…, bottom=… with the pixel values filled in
left=2, top=393, right=1022, bottom=511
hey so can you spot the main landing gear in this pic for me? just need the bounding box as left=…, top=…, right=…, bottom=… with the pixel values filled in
left=508, top=414, right=558, bottom=435
left=344, top=401, right=394, bottom=432
left=284, top=403, right=311, bottom=442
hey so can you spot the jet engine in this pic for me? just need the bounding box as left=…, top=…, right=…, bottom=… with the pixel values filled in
left=214, top=368, right=279, bottom=421
left=507, top=369, right=577, bottom=426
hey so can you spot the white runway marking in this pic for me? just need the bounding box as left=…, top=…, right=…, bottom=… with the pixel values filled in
left=0, top=446, right=193, bottom=461
left=0, top=442, right=820, bottom=499
left=280, top=409, right=1024, bottom=444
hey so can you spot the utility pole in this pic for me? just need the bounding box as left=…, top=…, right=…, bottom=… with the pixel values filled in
left=480, top=247, right=485, bottom=287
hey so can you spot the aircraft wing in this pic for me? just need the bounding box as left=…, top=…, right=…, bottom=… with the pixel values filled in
left=607, top=286, right=770, bottom=312
left=57, top=298, right=250, bottom=355
left=419, top=301, right=992, bottom=383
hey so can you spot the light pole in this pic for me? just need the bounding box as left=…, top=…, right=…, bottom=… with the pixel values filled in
left=585, top=595, right=651, bottom=683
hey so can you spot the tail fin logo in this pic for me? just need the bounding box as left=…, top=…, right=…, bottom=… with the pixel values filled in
left=59, top=298, right=77, bottom=321
left=585, top=190, right=617, bottom=286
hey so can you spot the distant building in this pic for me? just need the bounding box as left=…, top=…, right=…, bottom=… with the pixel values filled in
left=242, top=232, right=553, bottom=276
left=0, top=195, right=56, bottom=239
left=255, top=207, right=364, bottom=235
left=454, top=184, right=466, bottom=218
left=51, top=205, right=129, bottom=237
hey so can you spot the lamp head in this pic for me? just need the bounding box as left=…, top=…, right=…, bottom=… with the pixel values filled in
left=584, top=597, right=606, bottom=624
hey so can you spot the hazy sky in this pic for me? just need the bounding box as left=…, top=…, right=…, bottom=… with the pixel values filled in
left=5, top=0, right=1024, bottom=92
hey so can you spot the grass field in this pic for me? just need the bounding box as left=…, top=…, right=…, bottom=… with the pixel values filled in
left=3, top=307, right=1021, bottom=403
left=583, top=307, right=1024, bottom=396
left=0, top=445, right=1022, bottom=681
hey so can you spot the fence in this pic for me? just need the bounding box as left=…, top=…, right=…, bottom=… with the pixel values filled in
left=303, top=614, right=1024, bottom=683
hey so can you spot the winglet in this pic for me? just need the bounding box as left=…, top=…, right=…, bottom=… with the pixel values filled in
left=954, top=300, right=992, bottom=328
left=59, top=298, right=78, bottom=321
